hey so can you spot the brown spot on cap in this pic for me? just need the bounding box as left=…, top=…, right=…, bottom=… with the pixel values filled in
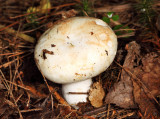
left=51, top=44, right=56, bottom=47
left=105, top=50, right=108, bottom=56
left=75, top=73, right=79, bottom=75
left=42, top=49, right=54, bottom=60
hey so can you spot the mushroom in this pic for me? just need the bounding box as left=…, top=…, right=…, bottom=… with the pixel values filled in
left=62, top=78, right=92, bottom=109
left=34, top=17, right=117, bottom=108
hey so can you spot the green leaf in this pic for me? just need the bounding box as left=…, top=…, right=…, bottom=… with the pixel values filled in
left=107, top=12, right=114, bottom=18
left=113, top=25, right=123, bottom=30
left=113, top=25, right=123, bottom=35
left=112, top=15, right=119, bottom=21
left=102, top=16, right=110, bottom=23
left=113, top=25, right=133, bottom=36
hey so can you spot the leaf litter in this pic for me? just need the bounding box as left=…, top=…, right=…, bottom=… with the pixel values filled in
left=105, top=41, right=160, bottom=118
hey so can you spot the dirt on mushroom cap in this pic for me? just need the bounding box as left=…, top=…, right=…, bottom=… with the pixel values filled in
left=34, top=17, right=117, bottom=84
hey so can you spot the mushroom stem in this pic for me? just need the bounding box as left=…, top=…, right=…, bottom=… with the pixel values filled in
left=62, top=78, right=92, bottom=109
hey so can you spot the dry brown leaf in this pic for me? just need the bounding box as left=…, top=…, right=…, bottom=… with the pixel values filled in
left=61, top=9, right=78, bottom=19
left=105, top=41, right=140, bottom=108
left=89, top=81, right=105, bottom=108
left=133, top=53, right=160, bottom=118
left=105, top=41, right=160, bottom=118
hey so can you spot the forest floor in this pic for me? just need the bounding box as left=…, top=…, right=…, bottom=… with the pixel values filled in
left=0, top=0, right=160, bottom=119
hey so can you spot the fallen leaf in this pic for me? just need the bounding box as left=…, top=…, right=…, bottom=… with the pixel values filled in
left=27, top=0, right=51, bottom=15
left=105, top=41, right=140, bottom=108
left=133, top=53, right=160, bottom=118
left=61, top=9, right=78, bottom=19
left=89, top=81, right=105, bottom=108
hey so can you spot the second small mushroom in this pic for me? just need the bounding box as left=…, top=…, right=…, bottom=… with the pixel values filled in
left=34, top=17, right=117, bottom=108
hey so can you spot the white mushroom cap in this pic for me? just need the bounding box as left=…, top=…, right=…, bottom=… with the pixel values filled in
left=34, top=17, right=117, bottom=84
left=62, top=78, right=92, bottom=109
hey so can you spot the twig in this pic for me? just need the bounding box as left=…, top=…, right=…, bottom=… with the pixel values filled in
left=49, top=85, right=70, bottom=107
left=0, top=24, right=35, bottom=43
left=0, top=52, right=32, bottom=69
left=0, top=21, right=20, bottom=32
left=9, top=3, right=76, bottom=19
left=114, top=29, right=136, bottom=32
left=20, top=108, right=43, bottom=113
left=0, top=58, right=19, bottom=69
left=94, top=4, right=131, bottom=13
left=117, top=112, right=136, bottom=119
left=94, top=2, right=160, bottom=13
left=83, top=106, right=107, bottom=116
left=21, top=84, right=47, bottom=98
left=0, top=70, right=23, bottom=119
left=4, top=79, right=30, bottom=91
left=117, top=32, right=135, bottom=38
left=41, top=74, right=70, bottom=108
